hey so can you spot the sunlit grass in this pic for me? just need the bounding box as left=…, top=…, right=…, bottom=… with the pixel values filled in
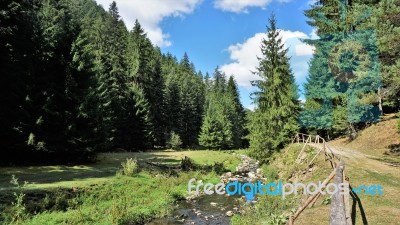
left=0, top=150, right=242, bottom=224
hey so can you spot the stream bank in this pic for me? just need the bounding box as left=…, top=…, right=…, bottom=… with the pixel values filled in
left=148, top=154, right=264, bottom=225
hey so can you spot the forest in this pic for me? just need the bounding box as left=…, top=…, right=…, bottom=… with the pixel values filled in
left=1, top=0, right=248, bottom=165
left=1, top=0, right=399, bottom=224
left=1, top=0, right=399, bottom=165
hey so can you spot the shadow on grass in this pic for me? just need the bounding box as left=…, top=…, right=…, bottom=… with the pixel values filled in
left=0, top=152, right=183, bottom=188
left=387, top=144, right=400, bottom=156
left=350, top=185, right=368, bottom=225
left=142, top=156, right=230, bottom=177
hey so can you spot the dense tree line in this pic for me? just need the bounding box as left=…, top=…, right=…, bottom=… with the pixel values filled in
left=199, top=68, right=246, bottom=149
left=301, top=0, right=400, bottom=139
left=0, top=0, right=247, bottom=165
left=3, top=0, right=396, bottom=165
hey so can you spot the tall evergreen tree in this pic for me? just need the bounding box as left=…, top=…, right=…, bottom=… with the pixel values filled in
left=128, top=20, right=165, bottom=147
left=248, top=14, right=299, bottom=159
left=226, top=76, right=246, bottom=148
left=178, top=53, right=205, bottom=146
left=302, top=0, right=382, bottom=139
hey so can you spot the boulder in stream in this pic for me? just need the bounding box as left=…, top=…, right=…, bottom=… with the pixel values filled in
left=226, top=211, right=234, bottom=217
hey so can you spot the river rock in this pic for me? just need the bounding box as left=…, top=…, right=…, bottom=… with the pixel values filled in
left=210, top=202, right=217, bottom=206
left=247, top=171, right=257, bottom=179
left=228, top=177, right=238, bottom=182
left=226, top=211, right=234, bottom=217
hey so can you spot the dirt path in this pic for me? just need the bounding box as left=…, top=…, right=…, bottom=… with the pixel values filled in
left=296, top=139, right=400, bottom=225
left=323, top=143, right=400, bottom=176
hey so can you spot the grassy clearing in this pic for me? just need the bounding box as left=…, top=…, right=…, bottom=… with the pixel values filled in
left=0, top=150, right=241, bottom=224
left=0, top=150, right=240, bottom=191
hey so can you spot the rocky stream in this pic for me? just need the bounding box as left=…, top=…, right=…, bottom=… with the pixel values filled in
left=148, top=154, right=265, bottom=225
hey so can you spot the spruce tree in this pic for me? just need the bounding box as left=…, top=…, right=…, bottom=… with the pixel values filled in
left=128, top=20, right=166, bottom=147
left=302, top=0, right=382, bottom=139
left=248, top=14, right=299, bottom=159
left=226, top=76, right=246, bottom=148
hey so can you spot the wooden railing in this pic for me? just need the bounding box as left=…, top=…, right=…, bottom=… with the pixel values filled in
left=292, top=133, right=339, bottom=168
left=287, top=134, right=353, bottom=225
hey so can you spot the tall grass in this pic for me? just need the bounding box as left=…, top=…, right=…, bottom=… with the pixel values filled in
left=2, top=171, right=219, bottom=224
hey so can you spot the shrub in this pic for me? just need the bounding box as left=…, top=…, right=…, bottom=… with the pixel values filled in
left=120, top=158, right=138, bottom=176
left=167, top=132, right=182, bottom=150
left=3, top=175, right=28, bottom=224
left=262, top=164, right=279, bottom=181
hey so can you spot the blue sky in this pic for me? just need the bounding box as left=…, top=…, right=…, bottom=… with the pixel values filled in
left=95, top=0, right=317, bottom=109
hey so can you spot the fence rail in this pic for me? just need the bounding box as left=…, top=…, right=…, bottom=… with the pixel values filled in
left=287, top=134, right=353, bottom=225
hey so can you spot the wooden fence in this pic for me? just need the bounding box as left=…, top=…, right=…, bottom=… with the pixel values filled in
left=287, top=134, right=353, bottom=225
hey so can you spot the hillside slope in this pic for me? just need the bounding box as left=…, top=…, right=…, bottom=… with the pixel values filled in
left=295, top=116, right=400, bottom=225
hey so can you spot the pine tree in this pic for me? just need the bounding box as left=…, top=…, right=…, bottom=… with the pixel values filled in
left=0, top=0, right=40, bottom=164
left=178, top=54, right=205, bottom=146
left=128, top=20, right=166, bottom=147
left=199, top=93, right=233, bottom=149
left=248, top=14, right=299, bottom=159
left=226, top=76, right=246, bottom=148
left=302, top=0, right=383, bottom=139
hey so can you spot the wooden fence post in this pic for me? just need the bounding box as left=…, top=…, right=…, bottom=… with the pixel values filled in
left=330, top=160, right=346, bottom=225
left=343, top=171, right=352, bottom=225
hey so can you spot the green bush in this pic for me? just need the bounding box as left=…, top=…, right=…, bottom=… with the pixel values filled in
left=262, top=164, right=279, bottom=181
left=167, top=132, right=182, bottom=150
left=120, top=158, right=138, bottom=176
left=2, top=175, right=28, bottom=224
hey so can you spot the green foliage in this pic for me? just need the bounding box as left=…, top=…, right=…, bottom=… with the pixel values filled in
left=120, top=158, right=138, bottom=177
left=230, top=194, right=297, bottom=225
left=302, top=0, right=386, bottom=139
left=261, top=164, right=279, bottom=181
left=248, top=14, right=299, bottom=160
left=5, top=176, right=28, bottom=224
left=199, top=69, right=245, bottom=149
left=161, top=53, right=205, bottom=148
left=266, top=213, right=289, bottom=225
left=0, top=0, right=209, bottom=164
left=322, top=196, right=332, bottom=205
left=166, top=132, right=182, bottom=150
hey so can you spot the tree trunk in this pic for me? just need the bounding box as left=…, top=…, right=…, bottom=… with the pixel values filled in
left=378, top=87, right=383, bottom=115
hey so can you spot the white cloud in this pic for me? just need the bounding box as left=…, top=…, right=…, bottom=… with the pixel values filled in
left=246, top=103, right=256, bottom=111
left=310, top=28, right=319, bottom=39
left=295, top=44, right=315, bottom=56
left=214, top=0, right=292, bottom=13
left=214, top=0, right=272, bottom=13
left=95, top=0, right=202, bottom=47
left=220, top=33, right=263, bottom=87
left=307, top=0, right=318, bottom=6
left=220, top=30, right=314, bottom=88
